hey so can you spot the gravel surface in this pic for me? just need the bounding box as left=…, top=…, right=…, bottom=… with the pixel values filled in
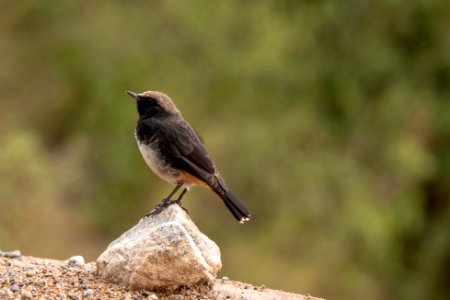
left=0, top=253, right=322, bottom=300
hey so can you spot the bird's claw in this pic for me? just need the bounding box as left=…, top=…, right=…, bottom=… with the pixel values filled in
left=145, top=198, right=189, bottom=217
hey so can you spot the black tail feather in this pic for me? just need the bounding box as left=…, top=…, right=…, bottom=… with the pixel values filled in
left=216, top=189, right=250, bottom=223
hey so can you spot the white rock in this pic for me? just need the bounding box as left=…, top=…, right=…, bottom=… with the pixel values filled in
left=83, top=289, right=94, bottom=297
left=2, top=249, right=22, bottom=258
left=66, top=255, right=85, bottom=267
left=96, top=204, right=222, bottom=290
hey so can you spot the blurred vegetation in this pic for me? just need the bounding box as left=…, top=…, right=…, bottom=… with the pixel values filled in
left=0, top=1, right=449, bottom=299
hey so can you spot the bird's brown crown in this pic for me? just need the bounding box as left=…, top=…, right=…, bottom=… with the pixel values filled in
left=138, top=91, right=180, bottom=115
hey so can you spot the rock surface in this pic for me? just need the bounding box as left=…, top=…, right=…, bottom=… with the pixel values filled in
left=96, top=204, right=222, bottom=290
left=0, top=255, right=324, bottom=299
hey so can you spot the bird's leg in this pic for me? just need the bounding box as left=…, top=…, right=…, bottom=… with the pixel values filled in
left=174, top=188, right=189, bottom=214
left=146, top=183, right=183, bottom=217
left=161, top=183, right=183, bottom=205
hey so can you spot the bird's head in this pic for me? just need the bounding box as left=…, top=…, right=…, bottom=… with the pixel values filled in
left=126, top=90, right=180, bottom=118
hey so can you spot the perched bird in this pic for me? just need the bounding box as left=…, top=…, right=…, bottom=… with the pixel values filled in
left=126, top=90, right=250, bottom=223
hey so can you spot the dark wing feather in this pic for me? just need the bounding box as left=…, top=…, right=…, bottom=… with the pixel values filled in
left=160, top=118, right=217, bottom=177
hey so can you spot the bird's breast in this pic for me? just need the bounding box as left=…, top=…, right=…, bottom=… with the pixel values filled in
left=136, top=136, right=180, bottom=185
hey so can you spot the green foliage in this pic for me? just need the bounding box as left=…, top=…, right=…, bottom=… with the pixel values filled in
left=0, top=1, right=449, bottom=299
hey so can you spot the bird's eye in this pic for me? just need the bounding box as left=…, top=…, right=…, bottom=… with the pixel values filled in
left=144, top=97, right=157, bottom=105
left=137, top=96, right=151, bottom=104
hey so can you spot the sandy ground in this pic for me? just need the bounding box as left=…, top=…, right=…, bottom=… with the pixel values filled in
left=0, top=255, right=323, bottom=300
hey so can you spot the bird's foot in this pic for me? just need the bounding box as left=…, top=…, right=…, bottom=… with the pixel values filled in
left=145, top=198, right=173, bottom=217
left=174, top=199, right=189, bottom=214
left=145, top=198, right=189, bottom=217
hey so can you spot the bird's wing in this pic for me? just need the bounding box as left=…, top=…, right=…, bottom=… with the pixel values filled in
left=162, top=119, right=217, bottom=176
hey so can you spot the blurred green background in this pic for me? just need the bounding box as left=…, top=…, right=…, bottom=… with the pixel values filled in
left=1, top=1, right=449, bottom=299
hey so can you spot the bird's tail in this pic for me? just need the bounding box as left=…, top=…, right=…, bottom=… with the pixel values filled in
left=213, top=187, right=250, bottom=223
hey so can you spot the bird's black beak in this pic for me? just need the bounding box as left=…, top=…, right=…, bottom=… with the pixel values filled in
left=126, top=91, right=138, bottom=99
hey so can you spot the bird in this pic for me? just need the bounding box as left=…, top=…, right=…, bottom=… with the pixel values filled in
left=126, top=90, right=250, bottom=223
